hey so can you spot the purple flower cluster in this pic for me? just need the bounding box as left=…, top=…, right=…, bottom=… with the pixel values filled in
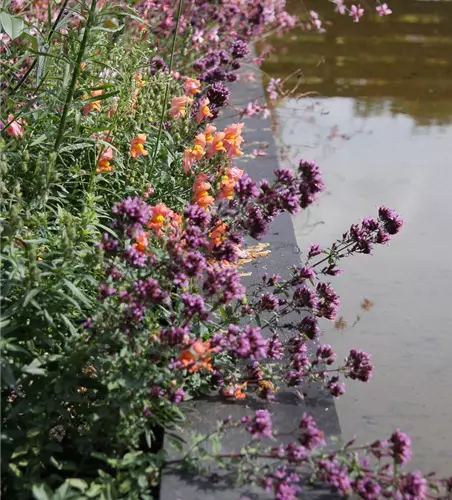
left=181, top=292, right=208, bottom=320
left=149, top=56, right=168, bottom=74
left=231, top=40, right=250, bottom=58
left=229, top=325, right=267, bottom=360
left=267, top=333, right=283, bottom=359
left=298, top=413, right=325, bottom=450
left=316, top=282, right=340, bottom=320
left=112, top=196, right=150, bottom=234
left=344, top=349, right=374, bottom=382
left=390, top=429, right=412, bottom=465
left=287, top=336, right=309, bottom=386
left=315, top=344, right=336, bottom=365
left=259, top=293, right=280, bottom=311
left=162, top=326, right=190, bottom=346
left=243, top=409, right=273, bottom=438
left=203, top=265, right=245, bottom=303
left=293, top=285, right=318, bottom=309
left=206, top=81, right=230, bottom=108
left=396, top=471, right=428, bottom=500
left=298, top=159, right=325, bottom=209
left=326, top=376, right=346, bottom=397
left=297, top=315, right=320, bottom=340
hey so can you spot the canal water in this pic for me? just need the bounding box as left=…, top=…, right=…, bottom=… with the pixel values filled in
left=262, top=0, right=452, bottom=476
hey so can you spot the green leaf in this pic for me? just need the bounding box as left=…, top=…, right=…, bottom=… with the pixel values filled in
left=30, top=134, right=48, bottom=147
left=63, top=279, right=92, bottom=308
left=22, top=358, right=46, bottom=376
left=1, top=361, right=17, bottom=388
left=32, top=484, right=53, bottom=500
left=65, top=479, right=88, bottom=492
left=0, top=12, right=25, bottom=40
left=23, top=288, right=40, bottom=307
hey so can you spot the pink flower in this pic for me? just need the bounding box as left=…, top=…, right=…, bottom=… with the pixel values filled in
left=183, top=77, right=201, bottom=96
left=333, top=0, right=347, bottom=15
left=1, top=114, right=26, bottom=138
left=376, top=3, right=392, bottom=16
left=207, top=27, right=219, bottom=43
left=169, top=96, right=193, bottom=119
left=196, top=97, right=213, bottom=124
left=192, top=28, right=204, bottom=45
left=350, top=4, right=364, bottom=22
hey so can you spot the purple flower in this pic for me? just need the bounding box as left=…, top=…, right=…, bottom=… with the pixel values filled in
left=98, top=283, right=116, bottom=300
left=298, top=159, right=325, bottom=208
left=298, top=413, right=325, bottom=450
left=298, top=316, right=320, bottom=340
left=150, top=56, right=168, bottom=74
left=316, top=344, right=336, bottom=365
left=355, top=477, right=381, bottom=500
left=245, top=205, right=269, bottom=239
left=293, top=285, right=318, bottom=309
left=396, top=471, right=428, bottom=500
left=344, top=349, right=374, bottom=382
left=390, top=429, right=412, bottom=465
left=206, top=81, right=230, bottom=107
left=236, top=174, right=260, bottom=201
left=267, top=333, right=283, bottom=359
left=170, top=387, right=185, bottom=404
left=267, top=78, right=281, bottom=100
left=327, top=376, right=346, bottom=397
left=259, top=293, right=280, bottom=311
left=112, top=196, right=150, bottom=229
left=378, top=206, right=403, bottom=235
left=307, top=244, right=322, bottom=259
left=99, top=233, right=119, bottom=253
left=285, top=442, right=307, bottom=463
left=292, top=265, right=316, bottom=284
left=163, top=326, right=189, bottom=346
left=233, top=325, right=267, bottom=360
left=246, top=409, right=273, bottom=438
left=316, top=282, right=340, bottom=320
left=203, top=265, right=245, bottom=303
left=184, top=204, right=211, bottom=228
left=124, top=245, right=148, bottom=267
left=133, top=278, right=167, bottom=303
left=181, top=293, right=209, bottom=320
left=231, top=39, right=250, bottom=58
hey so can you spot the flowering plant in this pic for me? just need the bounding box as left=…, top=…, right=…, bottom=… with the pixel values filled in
left=2, top=0, right=450, bottom=498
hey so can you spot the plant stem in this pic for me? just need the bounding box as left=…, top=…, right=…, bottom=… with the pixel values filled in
left=13, top=0, right=72, bottom=94
left=54, top=0, right=97, bottom=151
left=149, top=0, right=184, bottom=172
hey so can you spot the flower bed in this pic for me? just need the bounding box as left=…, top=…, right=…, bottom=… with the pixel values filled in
left=1, top=1, right=451, bottom=499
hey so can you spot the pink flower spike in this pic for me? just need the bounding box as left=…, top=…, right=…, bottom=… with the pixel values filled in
left=350, top=4, right=364, bottom=22
left=376, top=3, right=392, bottom=16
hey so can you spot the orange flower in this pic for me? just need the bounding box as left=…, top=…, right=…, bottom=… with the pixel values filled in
left=193, top=173, right=215, bottom=208
left=96, top=147, right=114, bottom=173
left=206, top=132, right=226, bottom=158
left=217, top=166, right=244, bottom=200
left=183, top=77, right=201, bottom=96
left=130, top=133, right=148, bottom=158
left=148, top=203, right=172, bottom=232
left=134, top=72, right=145, bottom=87
left=80, top=61, right=87, bottom=71
left=81, top=89, right=103, bottom=116
left=194, top=133, right=207, bottom=148
left=223, top=122, right=245, bottom=159
left=204, top=124, right=217, bottom=143
left=178, top=339, right=212, bottom=369
left=221, top=383, right=247, bottom=399
left=210, top=221, right=228, bottom=246
left=169, top=96, right=193, bottom=119
left=133, top=231, right=150, bottom=252
left=182, top=144, right=205, bottom=174
left=196, top=97, right=213, bottom=124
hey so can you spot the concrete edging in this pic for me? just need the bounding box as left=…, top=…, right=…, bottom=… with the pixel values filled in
left=159, top=62, right=342, bottom=500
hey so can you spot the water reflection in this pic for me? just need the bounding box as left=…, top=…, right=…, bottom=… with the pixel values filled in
left=262, top=0, right=452, bottom=476
left=263, top=0, right=452, bottom=125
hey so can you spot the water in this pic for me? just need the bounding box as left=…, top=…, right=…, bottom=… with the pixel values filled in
left=262, top=0, right=452, bottom=475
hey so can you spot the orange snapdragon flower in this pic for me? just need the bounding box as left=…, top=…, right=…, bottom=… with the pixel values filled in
left=178, top=340, right=214, bottom=373
left=133, top=231, right=150, bottom=252
left=194, top=133, right=207, bottom=148
left=82, top=89, right=104, bottom=116
left=96, top=147, right=114, bottom=173
left=210, top=221, right=228, bottom=246
left=204, top=124, right=217, bottom=143
left=206, top=132, right=226, bottom=158
left=217, top=166, right=244, bottom=200
left=221, top=383, right=247, bottom=400
left=192, top=173, right=214, bottom=208
left=196, top=97, right=213, bottom=124
left=130, top=133, right=148, bottom=158
left=134, top=72, right=145, bottom=87
left=183, top=77, right=201, bottom=96
left=148, top=203, right=171, bottom=232
left=223, top=122, right=245, bottom=158
left=169, top=96, right=193, bottom=119
left=182, top=144, right=205, bottom=174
